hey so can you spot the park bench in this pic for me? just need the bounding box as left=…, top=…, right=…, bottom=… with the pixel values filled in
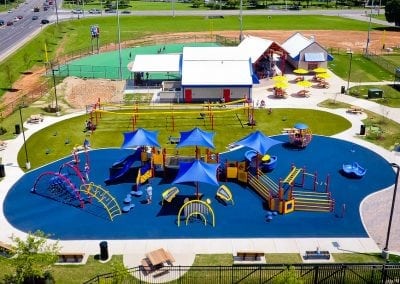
left=233, top=251, right=265, bottom=265
left=56, top=253, right=86, bottom=264
left=304, top=250, right=331, bottom=260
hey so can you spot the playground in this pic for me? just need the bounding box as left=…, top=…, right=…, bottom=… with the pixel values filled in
left=3, top=134, right=395, bottom=240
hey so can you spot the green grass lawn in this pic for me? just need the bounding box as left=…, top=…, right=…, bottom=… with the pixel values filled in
left=15, top=107, right=350, bottom=170
left=329, top=53, right=394, bottom=82
left=0, top=15, right=388, bottom=98
left=1, top=252, right=396, bottom=283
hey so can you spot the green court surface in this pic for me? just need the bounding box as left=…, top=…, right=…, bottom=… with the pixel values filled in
left=56, top=42, right=220, bottom=80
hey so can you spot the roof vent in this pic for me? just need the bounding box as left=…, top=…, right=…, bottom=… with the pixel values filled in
left=310, top=35, right=315, bottom=42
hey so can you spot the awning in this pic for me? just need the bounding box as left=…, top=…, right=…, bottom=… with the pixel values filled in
left=130, top=54, right=181, bottom=72
left=304, top=52, right=325, bottom=62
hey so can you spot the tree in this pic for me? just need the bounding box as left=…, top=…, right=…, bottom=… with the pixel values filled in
left=4, top=230, right=60, bottom=284
left=385, top=0, right=400, bottom=26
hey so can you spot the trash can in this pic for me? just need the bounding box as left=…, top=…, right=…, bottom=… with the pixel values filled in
left=360, top=125, right=366, bottom=135
left=341, top=86, right=346, bottom=94
left=0, top=164, right=5, bottom=178
left=15, top=124, right=21, bottom=135
left=99, top=241, right=108, bottom=261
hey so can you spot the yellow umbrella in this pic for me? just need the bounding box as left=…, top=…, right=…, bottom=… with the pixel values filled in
left=313, top=67, right=328, bottom=73
left=274, top=81, right=289, bottom=89
left=272, top=75, right=288, bottom=82
left=316, top=73, right=331, bottom=79
left=293, top=68, right=309, bottom=75
left=296, top=80, right=313, bottom=89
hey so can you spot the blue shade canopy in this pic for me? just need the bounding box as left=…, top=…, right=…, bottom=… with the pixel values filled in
left=294, top=123, right=309, bottom=130
left=121, top=128, right=161, bottom=148
left=235, top=130, right=282, bottom=155
left=172, top=160, right=220, bottom=187
left=176, top=127, right=215, bottom=149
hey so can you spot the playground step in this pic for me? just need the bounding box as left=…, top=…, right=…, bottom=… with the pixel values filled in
left=292, top=191, right=330, bottom=197
left=294, top=204, right=332, bottom=212
left=248, top=174, right=271, bottom=201
left=282, top=167, right=302, bottom=185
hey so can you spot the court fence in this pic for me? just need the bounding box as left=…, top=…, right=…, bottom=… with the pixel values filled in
left=365, top=50, right=399, bottom=75
left=83, top=263, right=400, bottom=283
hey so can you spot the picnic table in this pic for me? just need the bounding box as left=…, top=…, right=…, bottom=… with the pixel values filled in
left=146, top=248, right=175, bottom=267
left=28, top=114, right=44, bottom=123
left=297, top=90, right=310, bottom=97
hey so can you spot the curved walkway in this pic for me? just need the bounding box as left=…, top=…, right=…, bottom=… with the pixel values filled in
left=0, top=73, right=399, bottom=275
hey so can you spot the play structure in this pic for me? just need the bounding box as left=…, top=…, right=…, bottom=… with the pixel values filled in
left=342, top=162, right=367, bottom=178
left=162, top=186, right=180, bottom=205
left=177, top=199, right=215, bottom=226
left=245, top=150, right=278, bottom=172
left=225, top=161, right=334, bottom=214
left=88, top=97, right=253, bottom=131
left=216, top=185, right=234, bottom=205
left=31, top=149, right=122, bottom=221
left=288, top=123, right=312, bottom=148
left=79, top=183, right=122, bottom=220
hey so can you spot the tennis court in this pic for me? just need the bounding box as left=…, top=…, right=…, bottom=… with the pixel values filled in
left=3, top=135, right=395, bottom=240
left=56, top=42, right=220, bottom=80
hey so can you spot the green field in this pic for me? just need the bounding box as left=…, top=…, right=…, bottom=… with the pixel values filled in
left=0, top=15, right=388, bottom=98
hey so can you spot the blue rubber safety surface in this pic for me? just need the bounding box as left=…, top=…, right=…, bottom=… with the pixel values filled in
left=3, top=135, right=395, bottom=240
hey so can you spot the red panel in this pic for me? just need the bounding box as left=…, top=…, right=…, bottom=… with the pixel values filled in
left=184, top=89, right=192, bottom=103
left=223, top=89, right=231, bottom=102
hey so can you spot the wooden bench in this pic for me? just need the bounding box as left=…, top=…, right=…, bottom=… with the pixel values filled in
left=141, top=258, right=153, bottom=273
left=234, top=251, right=265, bottom=265
left=304, top=250, right=331, bottom=260
left=56, top=253, right=85, bottom=264
left=236, top=251, right=264, bottom=261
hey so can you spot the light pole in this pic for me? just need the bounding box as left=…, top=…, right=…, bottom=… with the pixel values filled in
left=51, top=66, right=60, bottom=116
left=18, top=105, right=30, bottom=170
left=54, top=0, right=59, bottom=24
left=365, top=13, right=372, bottom=55
left=382, top=163, right=400, bottom=261
left=239, top=0, right=243, bottom=42
left=116, top=0, right=123, bottom=80
left=346, top=50, right=353, bottom=94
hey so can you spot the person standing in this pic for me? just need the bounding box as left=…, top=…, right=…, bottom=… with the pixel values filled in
left=146, top=183, right=153, bottom=204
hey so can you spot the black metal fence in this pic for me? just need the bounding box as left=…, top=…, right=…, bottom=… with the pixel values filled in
left=84, top=263, right=400, bottom=284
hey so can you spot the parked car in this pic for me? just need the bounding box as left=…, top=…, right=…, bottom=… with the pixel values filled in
left=6, top=21, right=13, bottom=26
left=72, top=9, right=84, bottom=14
left=17, top=15, right=23, bottom=19
left=89, top=8, right=101, bottom=14
left=104, top=8, right=116, bottom=13
left=0, top=20, right=4, bottom=26
left=121, top=10, right=131, bottom=14
left=33, top=6, right=40, bottom=12
left=41, top=19, right=50, bottom=24
left=32, top=15, right=39, bottom=20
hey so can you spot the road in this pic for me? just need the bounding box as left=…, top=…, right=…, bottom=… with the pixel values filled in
left=0, top=0, right=56, bottom=62
left=0, top=4, right=392, bottom=63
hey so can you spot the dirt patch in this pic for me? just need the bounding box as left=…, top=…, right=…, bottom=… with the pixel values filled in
left=2, top=30, right=400, bottom=114
left=61, top=77, right=125, bottom=109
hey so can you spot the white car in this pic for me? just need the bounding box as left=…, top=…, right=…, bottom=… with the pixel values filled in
left=72, top=9, right=84, bottom=14
left=89, top=9, right=101, bottom=14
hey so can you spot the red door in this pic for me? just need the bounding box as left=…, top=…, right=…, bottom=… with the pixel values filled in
left=184, top=89, right=192, bottom=103
left=223, top=89, right=231, bottom=102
